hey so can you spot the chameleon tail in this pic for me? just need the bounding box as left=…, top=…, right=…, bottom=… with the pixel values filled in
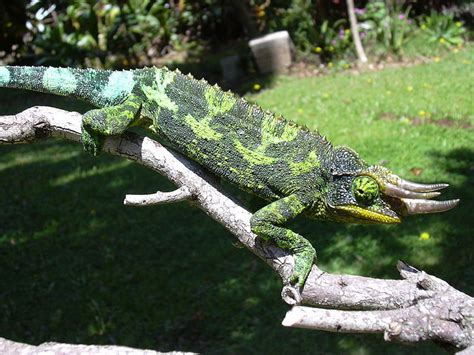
left=0, top=66, right=138, bottom=108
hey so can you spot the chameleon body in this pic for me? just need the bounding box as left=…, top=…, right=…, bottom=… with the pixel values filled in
left=0, top=66, right=458, bottom=287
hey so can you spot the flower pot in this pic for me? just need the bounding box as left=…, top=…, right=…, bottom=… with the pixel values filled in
left=248, top=31, right=293, bottom=74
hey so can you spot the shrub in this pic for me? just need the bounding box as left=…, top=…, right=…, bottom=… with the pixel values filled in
left=356, top=0, right=414, bottom=56
left=419, top=10, right=467, bottom=46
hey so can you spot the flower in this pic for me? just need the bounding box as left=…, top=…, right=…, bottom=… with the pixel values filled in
left=433, top=56, right=441, bottom=63
left=400, top=116, right=410, bottom=124
left=455, top=21, right=463, bottom=27
left=354, top=8, right=365, bottom=15
left=453, top=48, right=459, bottom=53
left=313, top=46, right=322, bottom=53
left=439, top=37, right=446, bottom=44
left=339, top=28, right=345, bottom=39
left=406, top=85, right=413, bottom=92
left=398, top=14, right=405, bottom=20
left=253, top=83, right=261, bottom=91
left=418, top=110, right=426, bottom=116
left=419, top=232, right=430, bottom=240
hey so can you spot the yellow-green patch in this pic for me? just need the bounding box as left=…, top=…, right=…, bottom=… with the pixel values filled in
left=205, top=87, right=237, bottom=117
left=233, top=139, right=276, bottom=165
left=185, top=114, right=223, bottom=140
left=142, top=69, right=178, bottom=113
left=289, top=151, right=320, bottom=175
left=261, top=114, right=299, bottom=146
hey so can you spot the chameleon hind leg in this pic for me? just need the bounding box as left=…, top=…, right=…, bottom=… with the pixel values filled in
left=81, top=94, right=143, bottom=155
left=250, top=194, right=316, bottom=287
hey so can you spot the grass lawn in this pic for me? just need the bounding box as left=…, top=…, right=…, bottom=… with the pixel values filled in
left=0, top=47, right=472, bottom=354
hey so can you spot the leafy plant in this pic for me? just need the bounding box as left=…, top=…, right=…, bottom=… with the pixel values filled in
left=313, top=19, right=353, bottom=62
left=420, top=10, right=466, bottom=46
left=278, top=0, right=318, bottom=52
left=357, top=0, right=414, bottom=55
left=23, top=0, right=214, bottom=67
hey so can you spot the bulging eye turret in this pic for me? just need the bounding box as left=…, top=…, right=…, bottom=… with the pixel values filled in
left=352, top=176, right=379, bottom=205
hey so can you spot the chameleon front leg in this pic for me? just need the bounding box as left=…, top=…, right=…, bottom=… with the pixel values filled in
left=250, top=194, right=316, bottom=287
left=81, top=94, right=143, bottom=155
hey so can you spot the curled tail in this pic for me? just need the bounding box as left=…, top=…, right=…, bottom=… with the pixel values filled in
left=0, top=66, right=139, bottom=108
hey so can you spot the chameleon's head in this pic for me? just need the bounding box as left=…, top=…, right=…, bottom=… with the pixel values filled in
left=319, top=147, right=459, bottom=224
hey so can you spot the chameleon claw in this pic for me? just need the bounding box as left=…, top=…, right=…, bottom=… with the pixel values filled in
left=282, top=285, right=302, bottom=305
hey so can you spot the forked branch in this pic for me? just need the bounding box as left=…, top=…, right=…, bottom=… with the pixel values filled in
left=0, top=107, right=472, bottom=352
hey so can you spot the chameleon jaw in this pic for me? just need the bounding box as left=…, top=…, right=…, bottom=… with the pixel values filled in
left=332, top=205, right=401, bottom=224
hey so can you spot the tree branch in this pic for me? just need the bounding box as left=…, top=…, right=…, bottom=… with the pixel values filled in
left=0, top=107, right=472, bottom=352
left=124, top=186, right=193, bottom=206
left=0, top=337, right=195, bottom=354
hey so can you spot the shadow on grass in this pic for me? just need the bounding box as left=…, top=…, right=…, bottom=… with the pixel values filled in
left=1, top=93, right=469, bottom=354
left=1, top=140, right=451, bottom=355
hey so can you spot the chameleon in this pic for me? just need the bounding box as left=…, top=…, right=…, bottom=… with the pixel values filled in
left=0, top=65, right=459, bottom=287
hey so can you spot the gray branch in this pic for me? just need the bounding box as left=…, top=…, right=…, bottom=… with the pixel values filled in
left=0, top=337, right=195, bottom=355
left=0, top=107, right=472, bottom=352
left=124, top=186, right=193, bottom=206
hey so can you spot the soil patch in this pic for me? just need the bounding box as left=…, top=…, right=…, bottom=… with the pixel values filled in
left=378, top=112, right=472, bottom=129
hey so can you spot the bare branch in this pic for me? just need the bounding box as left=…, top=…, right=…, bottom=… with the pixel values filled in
left=282, top=306, right=389, bottom=332
left=0, top=337, right=195, bottom=354
left=294, top=262, right=474, bottom=350
left=1, top=106, right=473, bottom=352
left=124, top=186, right=193, bottom=206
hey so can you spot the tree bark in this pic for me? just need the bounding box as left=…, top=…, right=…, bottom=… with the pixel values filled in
left=0, top=337, right=194, bottom=354
left=0, top=107, right=472, bottom=352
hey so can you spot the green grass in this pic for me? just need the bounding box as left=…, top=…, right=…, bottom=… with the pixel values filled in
left=0, top=47, right=473, bottom=354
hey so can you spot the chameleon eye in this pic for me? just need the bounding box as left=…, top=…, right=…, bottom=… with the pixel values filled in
left=352, top=176, right=379, bottom=205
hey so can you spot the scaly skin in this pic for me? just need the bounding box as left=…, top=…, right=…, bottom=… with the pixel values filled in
left=0, top=66, right=458, bottom=287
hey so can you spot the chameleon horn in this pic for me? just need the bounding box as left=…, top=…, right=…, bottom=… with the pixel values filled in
left=384, top=183, right=441, bottom=199
left=396, top=177, right=449, bottom=192
left=401, top=198, right=459, bottom=215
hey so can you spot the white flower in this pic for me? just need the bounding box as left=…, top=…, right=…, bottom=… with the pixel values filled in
left=35, top=4, right=56, bottom=20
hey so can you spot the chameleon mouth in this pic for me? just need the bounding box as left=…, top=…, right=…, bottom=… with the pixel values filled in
left=335, top=205, right=401, bottom=224
left=383, top=176, right=459, bottom=215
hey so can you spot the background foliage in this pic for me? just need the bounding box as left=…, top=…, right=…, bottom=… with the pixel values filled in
left=0, top=0, right=471, bottom=71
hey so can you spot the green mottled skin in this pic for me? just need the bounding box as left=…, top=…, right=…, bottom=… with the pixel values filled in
left=0, top=66, right=403, bottom=286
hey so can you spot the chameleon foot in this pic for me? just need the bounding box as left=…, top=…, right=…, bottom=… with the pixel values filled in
left=81, top=127, right=104, bottom=156
left=290, top=245, right=316, bottom=288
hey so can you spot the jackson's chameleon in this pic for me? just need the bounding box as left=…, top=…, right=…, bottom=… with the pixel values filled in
left=0, top=66, right=459, bottom=287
